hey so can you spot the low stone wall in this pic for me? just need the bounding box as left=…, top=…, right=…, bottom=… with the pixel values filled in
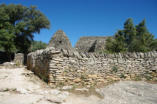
left=27, top=47, right=157, bottom=87
left=13, top=53, right=24, bottom=66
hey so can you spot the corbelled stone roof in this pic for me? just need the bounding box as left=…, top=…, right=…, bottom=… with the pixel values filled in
left=47, top=30, right=73, bottom=50
left=75, top=36, right=108, bottom=52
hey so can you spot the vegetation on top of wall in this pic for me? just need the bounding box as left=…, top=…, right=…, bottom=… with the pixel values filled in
left=105, top=18, right=157, bottom=53
left=30, top=41, right=47, bottom=52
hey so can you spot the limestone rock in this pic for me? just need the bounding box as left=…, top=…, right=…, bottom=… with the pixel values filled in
left=13, top=53, right=24, bottom=65
left=73, top=78, right=81, bottom=83
left=151, top=66, right=157, bottom=72
left=88, top=74, right=98, bottom=79
left=62, top=86, right=73, bottom=90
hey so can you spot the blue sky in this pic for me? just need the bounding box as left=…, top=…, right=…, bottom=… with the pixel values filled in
left=0, top=0, right=157, bottom=46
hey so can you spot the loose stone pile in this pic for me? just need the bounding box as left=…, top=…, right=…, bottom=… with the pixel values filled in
left=27, top=47, right=157, bottom=87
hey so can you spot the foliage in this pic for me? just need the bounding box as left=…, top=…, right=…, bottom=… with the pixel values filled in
left=119, top=73, right=126, bottom=79
left=111, top=66, right=118, bottom=73
left=0, top=4, right=50, bottom=57
left=150, top=39, right=157, bottom=51
left=133, top=75, right=142, bottom=81
left=0, top=7, right=16, bottom=59
left=106, top=18, right=157, bottom=53
left=30, top=41, right=47, bottom=52
left=105, top=37, right=116, bottom=53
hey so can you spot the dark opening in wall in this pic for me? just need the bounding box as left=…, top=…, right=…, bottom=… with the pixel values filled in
left=88, top=40, right=97, bottom=52
left=59, top=41, right=62, bottom=44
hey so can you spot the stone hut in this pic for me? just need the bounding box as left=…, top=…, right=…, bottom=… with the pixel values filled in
left=75, top=36, right=108, bottom=52
left=47, top=30, right=73, bottom=50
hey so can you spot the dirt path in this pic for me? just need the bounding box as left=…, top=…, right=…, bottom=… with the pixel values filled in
left=0, top=68, right=101, bottom=104
left=0, top=67, right=157, bottom=104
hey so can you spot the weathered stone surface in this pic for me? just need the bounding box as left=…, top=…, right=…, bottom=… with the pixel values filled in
left=27, top=47, right=157, bottom=87
left=75, top=36, right=108, bottom=52
left=96, top=81, right=157, bottom=104
left=13, top=53, right=24, bottom=65
left=47, top=30, right=73, bottom=51
left=73, top=78, right=81, bottom=83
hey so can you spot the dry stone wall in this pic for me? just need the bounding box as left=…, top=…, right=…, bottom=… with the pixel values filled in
left=27, top=47, right=157, bottom=87
left=13, top=53, right=24, bottom=66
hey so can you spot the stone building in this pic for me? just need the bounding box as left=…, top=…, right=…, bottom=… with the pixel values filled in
left=75, top=36, right=108, bottom=52
left=47, top=30, right=73, bottom=50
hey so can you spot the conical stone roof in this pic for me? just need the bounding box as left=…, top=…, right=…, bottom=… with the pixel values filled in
left=48, top=30, right=73, bottom=50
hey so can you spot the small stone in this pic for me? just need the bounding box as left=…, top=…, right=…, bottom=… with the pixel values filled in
left=50, top=89, right=61, bottom=95
left=62, top=86, right=73, bottom=90
left=151, top=66, right=157, bottom=72
left=57, top=91, right=69, bottom=99
left=97, top=78, right=105, bottom=82
left=75, top=88, right=89, bottom=92
left=73, top=78, right=81, bottom=83
left=88, top=74, right=98, bottom=79
left=16, top=88, right=28, bottom=94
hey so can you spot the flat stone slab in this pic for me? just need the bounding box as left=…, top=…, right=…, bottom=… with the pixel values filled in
left=96, top=81, right=157, bottom=104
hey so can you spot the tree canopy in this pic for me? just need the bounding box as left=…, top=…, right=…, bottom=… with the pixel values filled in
left=30, top=41, right=47, bottom=52
left=106, top=18, right=157, bottom=53
left=0, top=4, right=50, bottom=59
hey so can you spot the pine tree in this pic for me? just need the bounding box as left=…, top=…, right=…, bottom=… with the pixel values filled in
left=136, top=19, right=154, bottom=52
left=114, top=30, right=127, bottom=52
left=105, top=18, right=156, bottom=53
left=123, top=18, right=137, bottom=52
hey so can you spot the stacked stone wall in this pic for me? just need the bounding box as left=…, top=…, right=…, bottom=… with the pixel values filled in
left=27, top=47, right=157, bottom=87
left=13, top=53, right=24, bottom=66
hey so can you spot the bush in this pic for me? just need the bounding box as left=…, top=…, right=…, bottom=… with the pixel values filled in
left=111, top=66, right=118, bottom=73
left=30, top=41, right=47, bottom=52
left=120, top=73, right=126, bottom=79
left=134, top=75, right=142, bottom=81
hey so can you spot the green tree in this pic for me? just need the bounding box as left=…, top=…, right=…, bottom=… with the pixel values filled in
left=0, top=4, right=50, bottom=56
left=135, top=19, right=154, bottom=52
left=123, top=18, right=137, bottom=52
left=105, top=37, right=115, bottom=53
left=105, top=18, right=156, bottom=53
left=105, top=30, right=127, bottom=53
left=30, top=41, right=47, bottom=52
left=114, top=30, right=127, bottom=52
left=124, top=18, right=136, bottom=44
left=0, top=7, right=16, bottom=60
left=150, top=39, right=157, bottom=51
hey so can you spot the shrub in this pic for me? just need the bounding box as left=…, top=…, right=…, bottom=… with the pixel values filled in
left=111, top=66, right=118, bottom=73
left=120, top=73, right=126, bottom=79
left=134, top=75, right=142, bottom=81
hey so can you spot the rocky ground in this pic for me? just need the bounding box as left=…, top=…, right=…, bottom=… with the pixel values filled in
left=0, top=67, right=157, bottom=104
